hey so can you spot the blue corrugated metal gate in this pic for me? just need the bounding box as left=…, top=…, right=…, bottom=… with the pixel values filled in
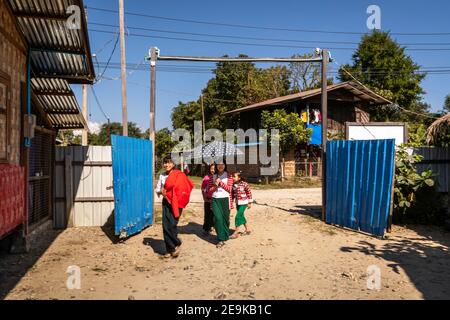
left=326, top=139, right=395, bottom=236
left=111, top=135, right=153, bottom=237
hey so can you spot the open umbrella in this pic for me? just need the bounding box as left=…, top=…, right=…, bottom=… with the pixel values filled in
left=184, top=141, right=244, bottom=162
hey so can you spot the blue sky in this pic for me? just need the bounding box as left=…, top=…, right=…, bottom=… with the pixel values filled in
left=75, top=0, right=450, bottom=132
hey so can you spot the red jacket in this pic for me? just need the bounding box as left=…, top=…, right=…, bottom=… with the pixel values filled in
left=164, top=169, right=194, bottom=219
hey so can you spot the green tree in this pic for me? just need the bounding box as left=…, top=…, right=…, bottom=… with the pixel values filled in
left=90, top=122, right=143, bottom=145
left=339, top=31, right=425, bottom=121
left=171, top=55, right=294, bottom=133
left=260, top=109, right=312, bottom=155
left=242, top=65, right=291, bottom=105
left=288, top=53, right=333, bottom=92
left=144, top=127, right=176, bottom=160
left=57, top=130, right=81, bottom=145
left=444, top=94, right=450, bottom=113
left=171, top=100, right=202, bottom=133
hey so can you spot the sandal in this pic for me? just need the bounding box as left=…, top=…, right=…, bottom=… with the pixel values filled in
left=230, top=233, right=240, bottom=239
left=244, top=230, right=252, bottom=235
left=216, top=241, right=226, bottom=248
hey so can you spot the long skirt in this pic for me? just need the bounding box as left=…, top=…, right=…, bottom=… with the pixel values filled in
left=162, top=198, right=183, bottom=253
left=235, top=205, right=247, bottom=227
left=203, top=201, right=214, bottom=232
left=211, top=197, right=230, bottom=241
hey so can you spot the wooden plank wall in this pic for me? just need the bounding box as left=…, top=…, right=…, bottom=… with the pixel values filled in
left=0, top=0, right=27, bottom=165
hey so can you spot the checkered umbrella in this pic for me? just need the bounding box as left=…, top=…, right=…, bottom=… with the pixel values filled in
left=184, top=141, right=244, bottom=162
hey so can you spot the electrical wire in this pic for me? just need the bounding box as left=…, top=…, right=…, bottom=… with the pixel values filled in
left=89, top=22, right=450, bottom=47
left=333, top=60, right=441, bottom=119
left=90, top=86, right=111, bottom=121
left=86, top=6, right=450, bottom=36
left=89, top=28, right=450, bottom=52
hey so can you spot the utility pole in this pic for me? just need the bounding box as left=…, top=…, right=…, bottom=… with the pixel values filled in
left=81, top=84, right=88, bottom=146
left=118, top=0, right=128, bottom=136
left=201, top=94, right=206, bottom=143
left=321, top=49, right=329, bottom=221
left=149, top=47, right=157, bottom=222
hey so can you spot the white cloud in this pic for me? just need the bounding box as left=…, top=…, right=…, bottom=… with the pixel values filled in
left=72, top=121, right=101, bottom=136
left=88, top=121, right=102, bottom=134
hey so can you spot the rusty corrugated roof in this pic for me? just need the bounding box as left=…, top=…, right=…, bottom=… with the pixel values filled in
left=31, top=78, right=86, bottom=129
left=225, top=81, right=392, bottom=115
left=9, top=0, right=95, bottom=83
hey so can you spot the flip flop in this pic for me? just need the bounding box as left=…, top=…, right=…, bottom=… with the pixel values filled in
left=230, top=233, right=240, bottom=239
left=216, top=241, right=226, bottom=248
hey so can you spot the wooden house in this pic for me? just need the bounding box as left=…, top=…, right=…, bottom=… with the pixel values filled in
left=225, top=81, right=392, bottom=179
left=0, top=0, right=94, bottom=250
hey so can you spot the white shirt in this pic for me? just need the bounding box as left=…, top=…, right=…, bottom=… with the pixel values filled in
left=155, top=173, right=168, bottom=194
left=212, top=172, right=230, bottom=199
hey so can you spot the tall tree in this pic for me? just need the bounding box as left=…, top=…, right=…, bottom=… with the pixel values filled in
left=338, top=31, right=425, bottom=121
left=90, top=122, right=143, bottom=145
left=444, top=94, right=450, bottom=113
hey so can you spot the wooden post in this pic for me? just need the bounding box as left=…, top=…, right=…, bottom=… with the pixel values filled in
left=201, top=94, right=206, bottom=143
left=65, top=152, right=74, bottom=228
left=118, top=0, right=128, bottom=136
left=82, top=84, right=88, bottom=146
left=321, top=49, right=329, bottom=221
left=150, top=47, right=157, bottom=223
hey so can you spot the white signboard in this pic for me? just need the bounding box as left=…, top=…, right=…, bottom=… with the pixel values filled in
left=346, top=122, right=407, bottom=146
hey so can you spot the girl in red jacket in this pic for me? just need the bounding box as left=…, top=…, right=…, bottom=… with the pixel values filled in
left=160, top=156, right=193, bottom=258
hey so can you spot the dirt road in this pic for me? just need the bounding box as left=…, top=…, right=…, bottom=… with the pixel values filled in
left=1, top=188, right=450, bottom=300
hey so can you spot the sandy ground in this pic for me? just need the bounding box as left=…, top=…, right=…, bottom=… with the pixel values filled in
left=1, top=188, right=450, bottom=300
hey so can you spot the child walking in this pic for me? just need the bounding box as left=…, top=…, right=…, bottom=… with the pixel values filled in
left=230, top=172, right=253, bottom=239
left=201, top=163, right=216, bottom=235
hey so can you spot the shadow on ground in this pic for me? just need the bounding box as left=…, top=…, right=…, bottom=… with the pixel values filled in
left=178, top=222, right=217, bottom=245
left=143, top=237, right=166, bottom=255
left=255, top=201, right=322, bottom=220
left=340, top=225, right=450, bottom=299
left=0, top=227, right=62, bottom=299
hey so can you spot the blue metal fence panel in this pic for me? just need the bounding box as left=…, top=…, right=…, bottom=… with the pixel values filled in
left=111, top=135, right=153, bottom=237
left=326, top=139, right=395, bottom=236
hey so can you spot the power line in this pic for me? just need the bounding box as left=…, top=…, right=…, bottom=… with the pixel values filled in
left=89, top=22, right=450, bottom=47
left=87, top=6, right=450, bottom=36
left=89, top=28, right=450, bottom=52
left=95, top=33, right=120, bottom=82
left=90, top=86, right=111, bottom=121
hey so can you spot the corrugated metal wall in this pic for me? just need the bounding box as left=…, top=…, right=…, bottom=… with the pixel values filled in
left=326, top=139, right=395, bottom=236
left=54, top=146, right=114, bottom=228
left=0, top=164, right=25, bottom=238
left=413, top=147, right=450, bottom=193
left=111, top=135, right=153, bottom=237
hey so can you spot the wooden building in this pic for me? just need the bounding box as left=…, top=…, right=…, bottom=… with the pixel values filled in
left=225, top=81, right=392, bottom=179
left=0, top=0, right=94, bottom=250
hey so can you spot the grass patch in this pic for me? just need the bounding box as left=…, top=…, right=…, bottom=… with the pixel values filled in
left=250, top=177, right=322, bottom=190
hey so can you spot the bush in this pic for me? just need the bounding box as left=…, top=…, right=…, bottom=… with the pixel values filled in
left=393, top=146, right=446, bottom=225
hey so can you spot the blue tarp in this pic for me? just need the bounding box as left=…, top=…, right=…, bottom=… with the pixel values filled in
left=307, top=124, right=322, bottom=145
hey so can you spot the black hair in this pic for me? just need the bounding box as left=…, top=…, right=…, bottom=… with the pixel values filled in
left=232, top=171, right=246, bottom=182
left=163, top=155, right=174, bottom=164
left=214, top=160, right=228, bottom=174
